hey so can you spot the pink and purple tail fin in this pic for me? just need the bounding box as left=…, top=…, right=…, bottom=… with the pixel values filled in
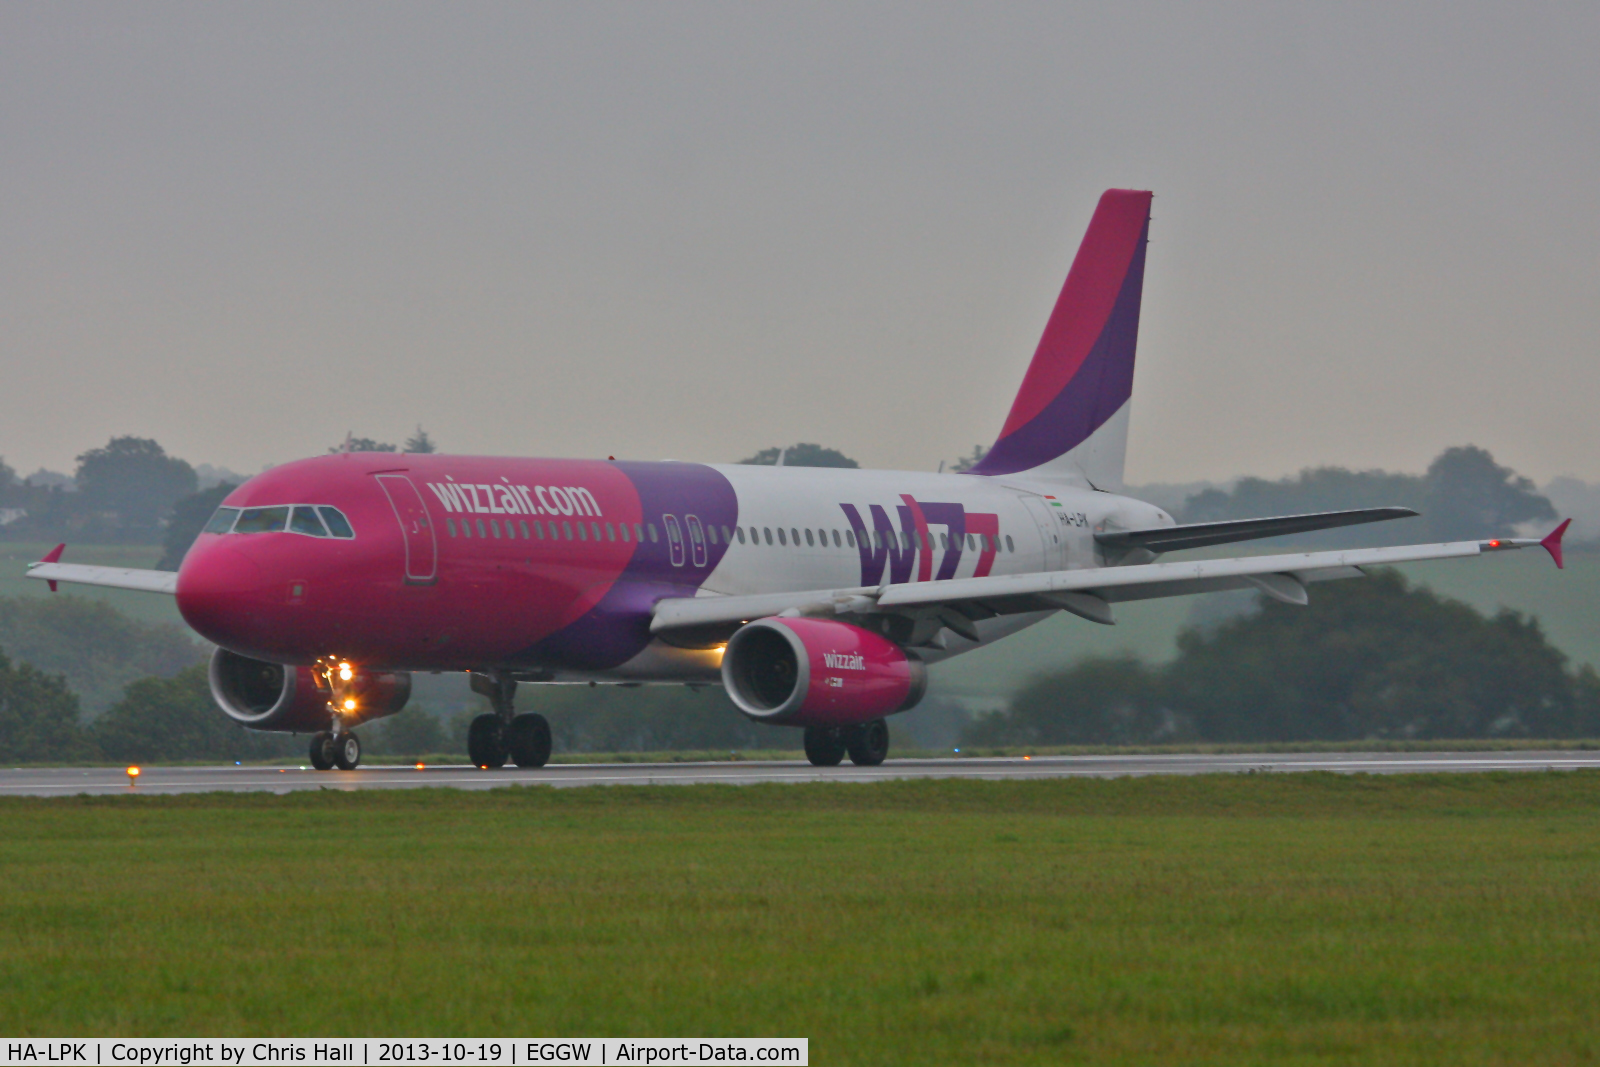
left=971, top=189, right=1152, bottom=487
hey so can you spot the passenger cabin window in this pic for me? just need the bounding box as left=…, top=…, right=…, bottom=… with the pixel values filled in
left=204, top=508, right=239, bottom=534
left=290, top=507, right=330, bottom=537
left=234, top=507, right=290, bottom=534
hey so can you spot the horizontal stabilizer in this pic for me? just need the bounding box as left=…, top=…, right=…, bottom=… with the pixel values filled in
left=1095, top=507, right=1418, bottom=554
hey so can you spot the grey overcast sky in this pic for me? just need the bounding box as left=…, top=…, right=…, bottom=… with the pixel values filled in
left=3, top=3, right=1596, bottom=485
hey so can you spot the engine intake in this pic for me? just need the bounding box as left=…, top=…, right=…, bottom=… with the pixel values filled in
left=722, top=617, right=926, bottom=727
left=208, top=648, right=411, bottom=733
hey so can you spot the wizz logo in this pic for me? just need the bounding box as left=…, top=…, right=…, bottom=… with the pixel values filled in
left=822, top=651, right=865, bottom=670
left=839, top=495, right=1000, bottom=587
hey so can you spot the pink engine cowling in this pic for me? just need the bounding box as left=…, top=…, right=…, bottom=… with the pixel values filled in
left=721, top=617, right=927, bottom=727
left=208, top=647, right=412, bottom=733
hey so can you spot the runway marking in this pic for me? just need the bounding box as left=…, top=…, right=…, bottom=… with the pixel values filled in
left=1, top=752, right=1598, bottom=796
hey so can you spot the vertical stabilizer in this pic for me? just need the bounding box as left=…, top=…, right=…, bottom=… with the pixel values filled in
left=970, top=189, right=1152, bottom=489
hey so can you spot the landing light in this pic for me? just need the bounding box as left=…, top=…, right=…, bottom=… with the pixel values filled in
left=338, top=662, right=354, bottom=682
left=126, top=766, right=140, bottom=784
left=415, top=763, right=425, bottom=770
left=343, top=698, right=357, bottom=711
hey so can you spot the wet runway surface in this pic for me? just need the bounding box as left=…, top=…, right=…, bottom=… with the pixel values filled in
left=4, top=750, right=1599, bottom=796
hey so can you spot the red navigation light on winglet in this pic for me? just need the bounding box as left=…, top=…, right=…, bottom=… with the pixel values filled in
left=1541, top=519, right=1571, bottom=570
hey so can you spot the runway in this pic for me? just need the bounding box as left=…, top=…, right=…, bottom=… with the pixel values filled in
left=3, top=750, right=1599, bottom=796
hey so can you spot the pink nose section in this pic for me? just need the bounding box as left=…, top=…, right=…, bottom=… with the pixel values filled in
left=176, top=542, right=268, bottom=649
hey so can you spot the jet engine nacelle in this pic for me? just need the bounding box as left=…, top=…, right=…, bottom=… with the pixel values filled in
left=721, top=617, right=926, bottom=727
left=208, top=648, right=412, bottom=733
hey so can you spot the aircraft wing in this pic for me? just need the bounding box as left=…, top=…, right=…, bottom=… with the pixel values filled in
left=25, top=545, right=179, bottom=595
left=651, top=528, right=1566, bottom=636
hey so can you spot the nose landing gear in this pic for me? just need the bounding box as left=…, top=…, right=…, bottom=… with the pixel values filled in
left=468, top=671, right=552, bottom=769
left=307, top=659, right=365, bottom=771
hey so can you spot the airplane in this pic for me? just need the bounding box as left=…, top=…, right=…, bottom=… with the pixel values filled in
left=27, top=189, right=1571, bottom=772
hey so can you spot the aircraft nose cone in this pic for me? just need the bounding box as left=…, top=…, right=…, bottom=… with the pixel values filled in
left=176, top=542, right=267, bottom=649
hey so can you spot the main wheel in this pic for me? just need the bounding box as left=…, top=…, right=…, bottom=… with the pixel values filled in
left=333, top=732, right=362, bottom=770
left=467, top=713, right=508, bottom=769
left=309, top=732, right=335, bottom=771
left=845, top=719, right=889, bottom=766
left=803, top=726, right=846, bottom=767
left=506, top=713, right=552, bottom=768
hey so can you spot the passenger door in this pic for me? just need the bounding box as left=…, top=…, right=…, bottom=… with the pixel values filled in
left=374, top=474, right=438, bottom=584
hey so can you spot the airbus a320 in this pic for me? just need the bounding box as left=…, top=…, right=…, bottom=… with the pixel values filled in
left=28, top=190, right=1569, bottom=770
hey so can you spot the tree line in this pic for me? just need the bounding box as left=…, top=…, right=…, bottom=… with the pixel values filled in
left=0, top=643, right=777, bottom=763
left=6, top=565, right=1598, bottom=763
left=965, top=569, right=1600, bottom=746
left=3, top=434, right=1566, bottom=561
left=1178, top=446, right=1555, bottom=545
left=0, top=428, right=437, bottom=549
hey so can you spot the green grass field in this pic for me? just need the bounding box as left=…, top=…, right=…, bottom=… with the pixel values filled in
left=4, top=775, right=1600, bottom=1063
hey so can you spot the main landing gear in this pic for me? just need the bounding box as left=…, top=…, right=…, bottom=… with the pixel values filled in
left=803, top=719, right=890, bottom=767
left=309, top=730, right=361, bottom=771
left=467, top=671, right=552, bottom=769
left=310, top=659, right=365, bottom=771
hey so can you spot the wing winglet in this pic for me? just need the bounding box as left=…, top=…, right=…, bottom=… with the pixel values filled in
left=1541, top=519, right=1571, bottom=570
left=40, top=543, right=65, bottom=591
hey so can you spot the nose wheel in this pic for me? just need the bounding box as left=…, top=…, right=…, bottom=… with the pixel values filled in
left=468, top=671, right=552, bottom=768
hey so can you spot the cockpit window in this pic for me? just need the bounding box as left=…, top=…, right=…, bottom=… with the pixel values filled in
left=234, top=506, right=290, bottom=534
left=203, top=507, right=239, bottom=534
left=318, top=507, right=355, bottom=539
left=290, top=506, right=330, bottom=537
